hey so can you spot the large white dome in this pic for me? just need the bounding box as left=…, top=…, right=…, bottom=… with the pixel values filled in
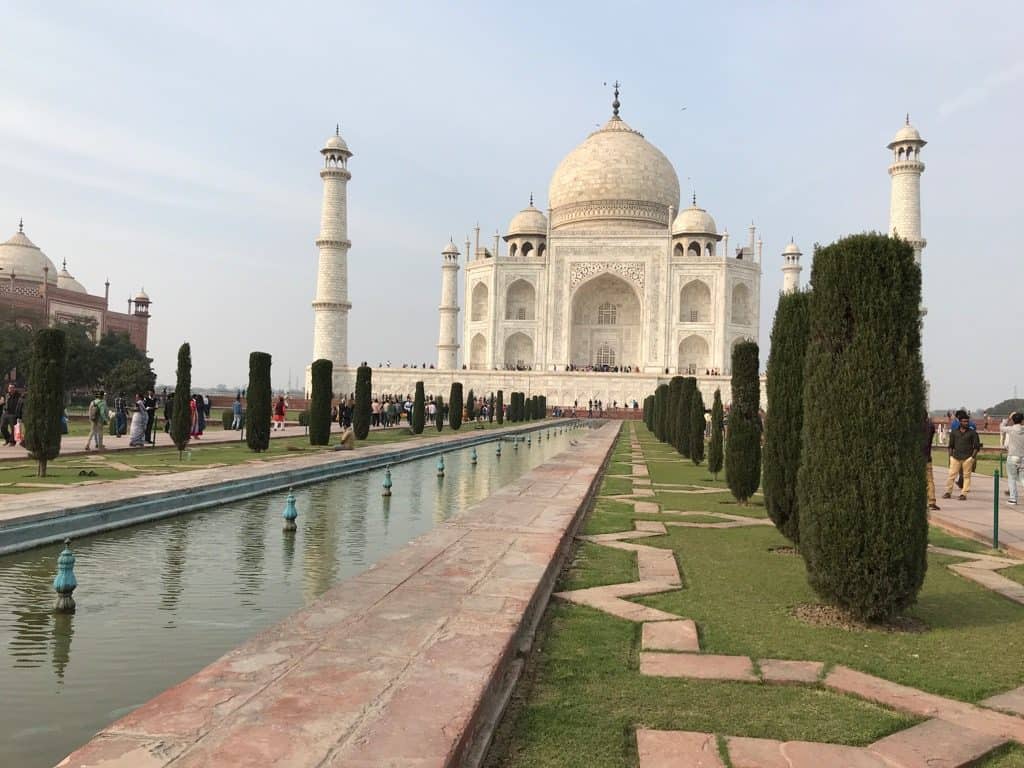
left=0, top=226, right=58, bottom=284
left=548, top=115, right=680, bottom=230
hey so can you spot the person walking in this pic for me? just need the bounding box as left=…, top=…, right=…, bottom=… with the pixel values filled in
left=163, top=394, right=174, bottom=433
left=273, top=396, right=286, bottom=431
left=923, top=417, right=939, bottom=511
left=85, top=391, right=109, bottom=451
left=1001, top=412, right=1024, bottom=505
left=114, top=392, right=128, bottom=437
left=1, top=384, right=23, bottom=446
left=231, top=395, right=243, bottom=430
left=144, top=390, right=157, bottom=444
left=943, top=414, right=982, bottom=501
left=129, top=392, right=147, bottom=447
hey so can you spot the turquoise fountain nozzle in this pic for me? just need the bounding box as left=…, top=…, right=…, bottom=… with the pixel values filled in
left=382, top=466, right=393, bottom=497
left=282, top=489, right=298, bottom=532
left=53, top=538, right=77, bottom=614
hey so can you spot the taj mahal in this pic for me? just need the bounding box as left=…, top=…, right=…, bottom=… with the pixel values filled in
left=308, top=88, right=927, bottom=407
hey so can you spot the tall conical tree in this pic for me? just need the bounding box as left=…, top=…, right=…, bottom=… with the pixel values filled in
left=725, top=341, right=761, bottom=503
left=449, top=382, right=464, bottom=430
left=763, top=290, right=812, bottom=544
left=707, top=389, right=724, bottom=480
left=488, top=392, right=495, bottom=422
left=466, top=388, right=476, bottom=421
left=677, top=377, right=696, bottom=457
left=170, top=343, right=193, bottom=457
left=666, top=376, right=684, bottom=447
left=23, top=328, right=66, bottom=477
left=689, top=388, right=706, bottom=465
left=245, top=351, right=271, bottom=452
left=655, top=384, right=669, bottom=442
left=308, top=358, right=333, bottom=446
left=412, top=381, right=426, bottom=434
left=496, top=390, right=504, bottom=424
left=353, top=365, right=372, bottom=439
left=798, top=234, right=927, bottom=621
left=434, top=394, right=445, bottom=431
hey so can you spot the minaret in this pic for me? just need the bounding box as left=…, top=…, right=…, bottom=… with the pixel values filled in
left=437, top=239, right=460, bottom=369
left=781, top=239, right=802, bottom=294
left=312, top=126, right=353, bottom=368
left=887, top=115, right=927, bottom=265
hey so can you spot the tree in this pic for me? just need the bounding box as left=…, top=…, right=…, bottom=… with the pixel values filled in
left=449, top=382, right=464, bottom=430
left=245, top=351, right=272, bottom=452
left=308, top=358, right=333, bottom=445
left=708, top=389, right=724, bottom=481
left=666, top=376, right=683, bottom=447
left=677, top=377, right=696, bottom=458
left=23, top=328, right=66, bottom=477
left=353, top=365, right=372, bottom=439
left=496, top=390, right=504, bottom=424
left=466, top=388, right=476, bottom=421
left=488, top=392, right=495, bottom=422
left=539, top=395, right=547, bottom=419
left=0, top=318, right=36, bottom=385
left=798, top=233, right=927, bottom=621
left=726, top=341, right=761, bottom=503
left=763, top=290, right=812, bottom=545
left=434, top=394, right=445, bottom=431
left=106, top=359, right=156, bottom=400
left=655, top=384, right=669, bottom=442
left=690, top=389, right=706, bottom=465
left=412, top=381, right=426, bottom=434
left=170, top=343, right=193, bottom=457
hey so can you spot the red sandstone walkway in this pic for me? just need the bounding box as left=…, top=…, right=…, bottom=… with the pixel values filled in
left=930, top=464, right=1024, bottom=557
left=57, top=422, right=618, bottom=768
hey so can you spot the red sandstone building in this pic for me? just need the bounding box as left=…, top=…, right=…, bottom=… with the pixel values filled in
left=0, top=221, right=150, bottom=351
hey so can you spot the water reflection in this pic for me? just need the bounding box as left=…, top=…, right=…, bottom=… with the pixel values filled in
left=51, top=613, right=74, bottom=682
left=236, top=497, right=268, bottom=606
left=159, top=517, right=189, bottom=616
left=8, top=552, right=57, bottom=669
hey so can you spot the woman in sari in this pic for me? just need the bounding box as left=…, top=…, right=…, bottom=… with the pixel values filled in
left=189, top=394, right=201, bottom=438
left=128, top=393, right=147, bottom=447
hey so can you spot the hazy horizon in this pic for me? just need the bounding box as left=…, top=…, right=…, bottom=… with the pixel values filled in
left=3, top=1, right=1021, bottom=410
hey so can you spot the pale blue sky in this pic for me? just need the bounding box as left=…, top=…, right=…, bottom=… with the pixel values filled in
left=2, top=1, right=1021, bottom=410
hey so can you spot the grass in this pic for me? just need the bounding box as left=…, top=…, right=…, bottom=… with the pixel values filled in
left=485, top=422, right=1024, bottom=768
left=927, top=525, right=998, bottom=555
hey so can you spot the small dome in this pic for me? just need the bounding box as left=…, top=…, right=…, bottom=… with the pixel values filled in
left=441, top=240, right=459, bottom=256
left=783, top=241, right=802, bottom=256
left=323, top=128, right=351, bottom=154
left=0, top=225, right=58, bottom=284
left=888, top=118, right=926, bottom=148
left=672, top=202, right=717, bottom=236
left=134, top=289, right=150, bottom=302
left=57, top=261, right=87, bottom=293
left=507, top=203, right=548, bottom=237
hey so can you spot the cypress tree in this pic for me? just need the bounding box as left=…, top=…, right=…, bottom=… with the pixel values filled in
left=170, top=343, right=193, bottom=457
left=666, top=376, right=683, bottom=447
left=449, top=382, right=463, bottom=430
left=689, top=388, right=706, bottom=465
left=245, top=351, right=271, bottom=452
left=677, top=377, right=696, bottom=457
left=412, top=381, right=426, bottom=434
left=496, top=390, right=504, bottom=424
left=798, top=234, right=927, bottom=621
left=466, top=388, right=476, bottom=421
left=725, top=341, right=761, bottom=503
left=23, top=328, right=66, bottom=477
left=707, top=389, right=724, bottom=481
left=353, top=364, right=371, bottom=439
left=434, top=394, right=445, bottom=431
left=763, top=290, right=812, bottom=544
left=308, top=358, right=333, bottom=445
left=655, top=384, right=669, bottom=441
left=539, top=395, right=546, bottom=419
left=488, top=392, right=495, bottom=422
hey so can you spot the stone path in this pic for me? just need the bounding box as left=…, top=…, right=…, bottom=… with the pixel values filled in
left=570, top=425, right=1024, bottom=768
left=930, top=464, right=1024, bottom=557
left=930, top=546, right=1024, bottom=606
left=57, top=421, right=617, bottom=768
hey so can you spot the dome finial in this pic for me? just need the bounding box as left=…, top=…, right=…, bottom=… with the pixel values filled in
left=611, top=79, right=621, bottom=118
left=336, top=123, right=340, bottom=136
left=692, top=191, right=697, bottom=206
left=529, top=192, right=533, bottom=206
left=18, top=218, right=23, bottom=233
left=62, top=258, right=67, bottom=270
left=906, top=112, right=910, bottom=125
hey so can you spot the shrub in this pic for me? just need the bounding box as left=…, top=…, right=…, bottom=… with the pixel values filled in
left=298, top=409, right=310, bottom=427
left=245, top=351, right=271, bottom=452
left=690, top=388, right=706, bottom=465
left=708, top=389, right=724, bottom=480
left=449, top=382, right=463, bottom=430
left=677, top=377, right=696, bottom=457
left=496, top=390, right=504, bottom=424
left=725, top=341, right=761, bottom=503
left=23, top=328, right=66, bottom=477
left=171, top=343, right=193, bottom=456
left=412, top=381, right=426, bottom=434
left=798, top=234, right=927, bottom=621
left=353, top=365, right=371, bottom=439
left=434, top=394, right=444, bottom=431
left=221, top=409, right=233, bottom=429
left=763, top=290, right=811, bottom=544
left=308, top=358, right=333, bottom=445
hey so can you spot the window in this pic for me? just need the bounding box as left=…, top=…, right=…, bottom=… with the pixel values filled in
left=516, top=307, right=526, bottom=321
left=597, top=302, right=617, bottom=325
left=595, top=343, right=615, bottom=367
left=689, top=309, right=699, bottom=323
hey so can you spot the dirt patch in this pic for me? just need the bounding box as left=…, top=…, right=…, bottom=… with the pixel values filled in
left=791, top=603, right=928, bottom=634
left=769, top=546, right=799, bottom=556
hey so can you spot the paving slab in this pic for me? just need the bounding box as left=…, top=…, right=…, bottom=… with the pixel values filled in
left=726, top=736, right=788, bottom=768
left=555, top=582, right=681, bottom=623
left=641, top=620, right=700, bottom=653
left=635, top=520, right=668, bottom=533
left=640, top=651, right=757, bottom=681
left=758, top=658, right=824, bottom=684
left=636, top=730, right=725, bottom=768
left=782, top=741, right=892, bottom=768
left=982, top=685, right=1024, bottom=716
left=868, top=718, right=1006, bottom=768
left=949, top=563, right=1024, bottom=605
left=57, top=421, right=619, bottom=767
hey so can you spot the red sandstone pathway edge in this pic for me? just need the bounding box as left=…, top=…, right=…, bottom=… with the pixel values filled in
left=929, top=465, right=1024, bottom=558
left=56, top=421, right=619, bottom=768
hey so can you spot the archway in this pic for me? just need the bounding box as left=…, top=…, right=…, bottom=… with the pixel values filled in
left=469, top=333, right=488, bottom=369
left=504, top=332, right=534, bottom=369
left=732, top=283, right=751, bottom=325
left=570, top=272, right=642, bottom=369
left=471, top=282, right=489, bottom=322
left=505, top=279, right=536, bottom=320
left=680, top=279, right=711, bottom=323
left=678, top=335, right=710, bottom=374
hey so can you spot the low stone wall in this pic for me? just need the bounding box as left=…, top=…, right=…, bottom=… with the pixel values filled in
left=58, top=421, right=619, bottom=767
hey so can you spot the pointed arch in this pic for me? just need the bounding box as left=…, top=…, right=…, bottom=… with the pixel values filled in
left=470, top=333, right=488, bottom=369
left=569, top=272, right=642, bottom=369
left=471, top=281, right=489, bottom=322
left=504, top=332, right=534, bottom=369
left=678, top=335, right=710, bottom=374
left=731, top=283, right=752, bottom=325
left=680, top=279, right=711, bottom=323
left=505, top=279, right=536, bottom=320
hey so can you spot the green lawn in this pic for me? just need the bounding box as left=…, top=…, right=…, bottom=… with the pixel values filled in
left=486, top=423, right=1024, bottom=768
